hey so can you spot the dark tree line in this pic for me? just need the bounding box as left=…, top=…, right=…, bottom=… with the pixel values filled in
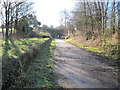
left=0, top=0, right=41, bottom=40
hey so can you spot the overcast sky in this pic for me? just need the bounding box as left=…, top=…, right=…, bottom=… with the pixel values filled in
left=32, top=0, right=75, bottom=27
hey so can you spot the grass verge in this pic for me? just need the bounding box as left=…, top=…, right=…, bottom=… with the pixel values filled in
left=65, top=39, right=103, bottom=53
left=65, top=39, right=119, bottom=66
left=25, top=39, right=58, bottom=88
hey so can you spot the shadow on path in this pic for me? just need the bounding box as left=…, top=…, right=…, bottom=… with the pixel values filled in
left=53, top=39, right=119, bottom=88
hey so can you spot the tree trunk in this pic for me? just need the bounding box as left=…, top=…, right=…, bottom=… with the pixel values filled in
left=84, top=1, right=88, bottom=38
left=117, top=1, right=120, bottom=60
left=10, top=17, right=13, bottom=34
left=5, top=8, right=9, bottom=40
left=2, top=25, right=4, bottom=39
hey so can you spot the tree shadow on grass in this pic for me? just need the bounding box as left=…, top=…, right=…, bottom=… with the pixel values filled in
left=9, top=39, right=22, bottom=58
left=2, top=39, right=22, bottom=89
left=2, top=40, right=10, bottom=60
left=2, top=39, right=22, bottom=60
left=2, top=40, right=12, bottom=89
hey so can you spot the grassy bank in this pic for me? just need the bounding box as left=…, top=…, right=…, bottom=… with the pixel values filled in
left=65, top=39, right=119, bottom=65
left=25, top=39, right=57, bottom=88
left=2, top=38, right=50, bottom=89
left=1, top=38, right=49, bottom=59
left=65, top=39, right=103, bottom=53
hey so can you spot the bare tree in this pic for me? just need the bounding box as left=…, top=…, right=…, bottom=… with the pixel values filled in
left=2, top=0, right=12, bottom=40
left=0, top=0, right=34, bottom=39
left=0, top=6, right=5, bottom=39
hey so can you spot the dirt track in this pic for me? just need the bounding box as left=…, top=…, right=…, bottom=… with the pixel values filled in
left=53, top=39, right=119, bottom=88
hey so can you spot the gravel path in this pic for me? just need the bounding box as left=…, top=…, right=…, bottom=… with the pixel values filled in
left=53, top=39, right=119, bottom=88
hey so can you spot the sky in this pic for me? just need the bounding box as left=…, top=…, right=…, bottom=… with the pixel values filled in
left=32, top=0, right=75, bottom=27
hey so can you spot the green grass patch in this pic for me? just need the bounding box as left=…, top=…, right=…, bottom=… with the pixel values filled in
left=26, top=39, right=57, bottom=88
left=1, top=38, right=49, bottom=59
left=65, top=39, right=119, bottom=60
left=65, top=39, right=103, bottom=53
